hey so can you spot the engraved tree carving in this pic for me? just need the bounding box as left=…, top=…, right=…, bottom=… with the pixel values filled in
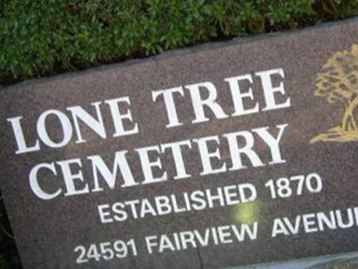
left=310, top=44, right=358, bottom=143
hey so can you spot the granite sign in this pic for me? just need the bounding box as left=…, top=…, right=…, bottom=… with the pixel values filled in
left=0, top=19, right=357, bottom=269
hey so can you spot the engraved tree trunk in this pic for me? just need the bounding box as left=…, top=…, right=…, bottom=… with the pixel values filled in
left=310, top=95, right=358, bottom=143
left=341, top=95, right=358, bottom=131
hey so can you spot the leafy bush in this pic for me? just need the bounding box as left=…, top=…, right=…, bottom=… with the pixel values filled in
left=0, top=255, right=9, bottom=269
left=0, top=0, right=357, bottom=85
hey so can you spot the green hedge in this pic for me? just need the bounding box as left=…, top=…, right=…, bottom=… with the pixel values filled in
left=0, top=0, right=357, bottom=268
left=0, top=0, right=357, bottom=85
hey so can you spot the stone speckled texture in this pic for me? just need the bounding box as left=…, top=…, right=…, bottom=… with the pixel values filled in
left=0, top=18, right=357, bottom=269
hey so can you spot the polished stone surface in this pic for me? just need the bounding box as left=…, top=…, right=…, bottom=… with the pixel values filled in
left=0, top=18, right=357, bottom=269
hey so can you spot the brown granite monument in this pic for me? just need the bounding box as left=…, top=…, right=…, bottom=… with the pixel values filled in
left=0, top=18, right=357, bottom=269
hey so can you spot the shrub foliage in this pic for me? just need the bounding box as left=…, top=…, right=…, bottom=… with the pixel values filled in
left=0, top=0, right=357, bottom=85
